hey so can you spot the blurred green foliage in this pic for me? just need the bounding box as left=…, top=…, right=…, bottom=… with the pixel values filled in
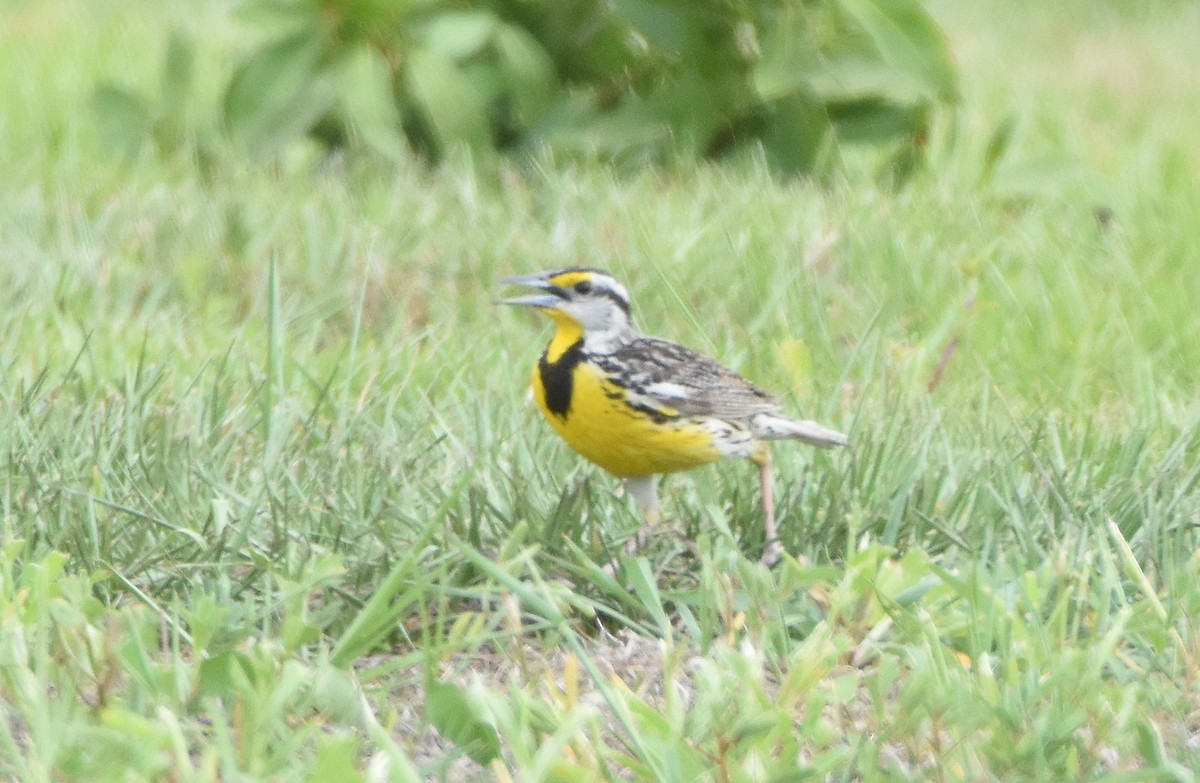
left=95, top=0, right=957, bottom=178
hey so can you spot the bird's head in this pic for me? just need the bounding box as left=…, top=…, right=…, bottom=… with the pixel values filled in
left=498, top=268, right=634, bottom=344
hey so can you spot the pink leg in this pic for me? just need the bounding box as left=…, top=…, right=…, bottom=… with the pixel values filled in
left=600, top=476, right=660, bottom=577
left=758, top=451, right=784, bottom=566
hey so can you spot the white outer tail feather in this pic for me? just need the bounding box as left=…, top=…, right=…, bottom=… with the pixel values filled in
left=751, top=414, right=849, bottom=448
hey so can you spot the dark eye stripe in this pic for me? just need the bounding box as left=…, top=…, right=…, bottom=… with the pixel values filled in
left=599, top=287, right=631, bottom=315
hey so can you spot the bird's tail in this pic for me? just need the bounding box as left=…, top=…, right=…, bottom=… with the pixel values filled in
left=751, top=414, right=849, bottom=448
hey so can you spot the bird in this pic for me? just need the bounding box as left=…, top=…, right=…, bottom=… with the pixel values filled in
left=498, top=267, right=848, bottom=565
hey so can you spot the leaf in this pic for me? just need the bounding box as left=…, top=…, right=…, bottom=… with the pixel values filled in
left=530, top=1, right=634, bottom=83
left=93, top=85, right=150, bottom=159
left=156, top=29, right=195, bottom=153
left=100, top=707, right=174, bottom=747
left=460, top=60, right=506, bottom=114
left=1136, top=719, right=1196, bottom=783
left=828, top=97, right=923, bottom=144
left=419, top=11, right=498, bottom=61
left=305, top=736, right=366, bottom=783
left=835, top=0, right=958, bottom=101
left=979, top=114, right=1016, bottom=183
left=534, top=94, right=670, bottom=158
left=223, top=31, right=338, bottom=159
left=337, top=0, right=415, bottom=40
left=337, top=44, right=407, bottom=161
left=622, top=556, right=669, bottom=632
left=425, top=679, right=501, bottom=765
left=404, top=47, right=492, bottom=157
left=232, top=0, right=321, bottom=36
left=161, top=29, right=194, bottom=111
left=197, top=650, right=256, bottom=699
left=614, top=0, right=688, bottom=54
left=810, top=53, right=931, bottom=104
left=311, top=665, right=363, bottom=725
left=753, top=7, right=821, bottom=102
left=183, top=593, right=232, bottom=658
left=214, top=0, right=958, bottom=176
left=757, top=91, right=833, bottom=175
left=494, top=23, right=557, bottom=126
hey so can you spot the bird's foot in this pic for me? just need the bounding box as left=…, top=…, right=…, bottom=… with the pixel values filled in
left=760, top=538, right=785, bottom=567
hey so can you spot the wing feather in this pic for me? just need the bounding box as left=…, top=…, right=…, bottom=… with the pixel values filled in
left=591, top=337, right=780, bottom=420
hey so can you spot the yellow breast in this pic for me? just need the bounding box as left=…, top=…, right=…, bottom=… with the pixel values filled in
left=532, top=359, right=723, bottom=478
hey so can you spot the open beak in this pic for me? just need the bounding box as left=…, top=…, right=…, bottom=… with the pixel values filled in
left=496, top=273, right=564, bottom=309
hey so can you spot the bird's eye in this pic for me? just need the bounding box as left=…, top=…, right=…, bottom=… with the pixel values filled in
left=574, top=281, right=594, bottom=294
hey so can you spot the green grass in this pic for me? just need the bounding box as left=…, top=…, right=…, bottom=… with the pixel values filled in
left=3, top=0, right=1200, bottom=780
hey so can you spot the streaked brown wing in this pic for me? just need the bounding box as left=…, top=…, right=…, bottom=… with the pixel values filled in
left=592, top=337, right=780, bottom=420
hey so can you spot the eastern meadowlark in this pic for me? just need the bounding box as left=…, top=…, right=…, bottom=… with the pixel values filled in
left=499, top=267, right=848, bottom=564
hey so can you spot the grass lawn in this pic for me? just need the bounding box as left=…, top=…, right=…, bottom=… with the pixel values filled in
left=3, top=0, right=1200, bottom=779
